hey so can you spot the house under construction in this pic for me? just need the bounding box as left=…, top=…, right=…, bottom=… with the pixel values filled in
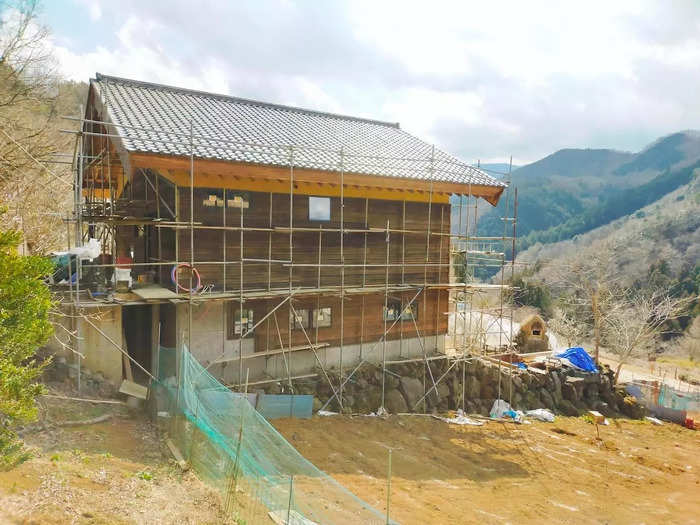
left=53, top=73, right=517, bottom=410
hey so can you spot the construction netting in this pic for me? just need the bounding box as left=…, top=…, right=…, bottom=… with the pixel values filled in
left=155, top=346, right=389, bottom=524
left=626, top=381, right=700, bottom=423
left=657, top=383, right=700, bottom=412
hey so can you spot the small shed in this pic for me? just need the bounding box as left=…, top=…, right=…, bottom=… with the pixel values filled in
left=515, top=314, right=549, bottom=352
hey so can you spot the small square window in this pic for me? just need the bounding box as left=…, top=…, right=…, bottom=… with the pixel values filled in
left=229, top=307, right=254, bottom=339
left=291, top=308, right=310, bottom=330
left=309, top=196, right=330, bottom=221
left=311, top=307, right=332, bottom=328
left=383, top=301, right=416, bottom=321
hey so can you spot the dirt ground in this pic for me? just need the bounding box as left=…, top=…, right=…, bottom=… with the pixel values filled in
left=274, top=414, right=700, bottom=525
left=3, top=387, right=698, bottom=525
left=0, top=392, right=229, bottom=525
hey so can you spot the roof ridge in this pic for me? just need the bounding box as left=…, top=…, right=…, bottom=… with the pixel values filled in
left=94, top=73, right=401, bottom=129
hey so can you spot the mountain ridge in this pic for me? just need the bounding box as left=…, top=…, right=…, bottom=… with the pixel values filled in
left=474, top=130, right=700, bottom=248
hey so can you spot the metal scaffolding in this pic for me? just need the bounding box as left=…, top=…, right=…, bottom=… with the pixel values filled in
left=60, top=110, right=520, bottom=412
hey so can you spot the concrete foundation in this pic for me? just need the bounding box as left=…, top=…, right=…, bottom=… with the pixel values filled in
left=46, top=304, right=124, bottom=386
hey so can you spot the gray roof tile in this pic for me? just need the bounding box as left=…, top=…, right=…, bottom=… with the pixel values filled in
left=91, top=73, right=506, bottom=189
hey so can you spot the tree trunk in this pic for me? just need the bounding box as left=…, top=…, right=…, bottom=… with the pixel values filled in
left=592, top=290, right=600, bottom=364
left=614, top=361, right=624, bottom=384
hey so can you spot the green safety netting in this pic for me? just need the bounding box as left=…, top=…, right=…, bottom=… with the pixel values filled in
left=628, top=381, right=700, bottom=414
left=657, top=384, right=700, bottom=412
left=156, top=346, right=390, bottom=524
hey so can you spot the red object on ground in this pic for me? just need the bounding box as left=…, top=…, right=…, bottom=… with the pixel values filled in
left=684, top=418, right=695, bottom=430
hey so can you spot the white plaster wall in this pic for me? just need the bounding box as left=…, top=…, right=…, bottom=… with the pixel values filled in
left=46, top=304, right=123, bottom=385
left=262, top=335, right=446, bottom=380
left=79, top=306, right=124, bottom=385
left=176, top=301, right=258, bottom=385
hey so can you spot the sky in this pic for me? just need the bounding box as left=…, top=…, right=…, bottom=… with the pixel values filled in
left=32, top=0, right=700, bottom=164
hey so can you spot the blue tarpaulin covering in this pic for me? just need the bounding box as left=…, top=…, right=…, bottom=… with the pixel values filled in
left=555, top=347, right=598, bottom=373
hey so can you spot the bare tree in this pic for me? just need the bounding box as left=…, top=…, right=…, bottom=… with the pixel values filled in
left=547, top=239, right=624, bottom=363
left=0, top=0, right=74, bottom=253
left=548, top=307, right=586, bottom=349
left=603, top=290, right=692, bottom=383
left=0, top=1, right=56, bottom=104
left=0, top=1, right=88, bottom=360
left=678, top=316, right=700, bottom=364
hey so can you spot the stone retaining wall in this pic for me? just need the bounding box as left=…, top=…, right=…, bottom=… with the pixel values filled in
left=261, top=356, right=646, bottom=418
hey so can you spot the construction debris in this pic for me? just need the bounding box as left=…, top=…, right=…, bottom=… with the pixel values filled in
left=41, top=394, right=125, bottom=405
left=525, top=408, right=555, bottom=422
left=166, top=438, right=189, bottom=471
left=56, top=413, right=112, bottom=428
left=119, top=379, right=148, bottom=400
left=437, top=409, right=484, bottom=426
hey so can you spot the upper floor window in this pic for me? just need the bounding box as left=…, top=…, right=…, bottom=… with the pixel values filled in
left=291, top=306, right=333, bottom=329
left=309, top=196, right=330, bottom=221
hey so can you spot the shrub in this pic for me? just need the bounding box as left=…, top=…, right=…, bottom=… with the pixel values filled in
left=0, top=218, right=53, bottom=469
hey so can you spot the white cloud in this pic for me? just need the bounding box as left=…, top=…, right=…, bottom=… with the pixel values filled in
left=381, top=88, right=484, bottom=143
left=75, top=0, right=102, bottom=21
left=41, top=0, right=700, bottom=163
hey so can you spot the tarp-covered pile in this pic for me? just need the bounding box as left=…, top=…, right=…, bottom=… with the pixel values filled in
left=555, top=347, right=598, bottom=373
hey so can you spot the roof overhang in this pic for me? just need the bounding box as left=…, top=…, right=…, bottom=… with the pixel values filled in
left=86, top=80, right=132, bottom=177
left=129, top=152, right=506, bottom=206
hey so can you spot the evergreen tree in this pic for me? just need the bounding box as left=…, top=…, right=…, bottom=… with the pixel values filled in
left=0, top=216, right=53, bottom=469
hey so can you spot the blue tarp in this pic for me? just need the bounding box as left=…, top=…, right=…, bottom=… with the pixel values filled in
left=555, top=347, right=598, bottom=373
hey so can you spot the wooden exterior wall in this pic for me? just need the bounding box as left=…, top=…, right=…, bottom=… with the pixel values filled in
left=113, top=168, right=452, bottom=353
left=246, top=290, right=447, bottom=352
left=173, top=186, right=449, bottom=290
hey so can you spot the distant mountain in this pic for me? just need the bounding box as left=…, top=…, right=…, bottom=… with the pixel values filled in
left=480, top=163, right=519, bottom=177
left=475, top=131, right=700, bottom=251
left=514, top=148, right=632, bottom=181
left=519, top=175, right=700, bottom=281
left=514, top=154, right=700, bottom=350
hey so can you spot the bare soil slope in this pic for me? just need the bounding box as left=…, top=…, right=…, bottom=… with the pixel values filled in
left=0, top=395, right=228, bottom=525
left=274, top=414, right=700, bottom=524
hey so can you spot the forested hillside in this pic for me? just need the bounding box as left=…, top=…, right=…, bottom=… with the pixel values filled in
left=519, top=174, right=700, bottom=285
left=476, top=131, right=700, bottom=253
left=472, top=132, right=700, bottom=367
left=0, top=66, right=86, bottom=252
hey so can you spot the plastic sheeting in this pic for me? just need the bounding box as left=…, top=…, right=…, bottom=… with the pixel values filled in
left=55, top=238, right=101, bottom=261
left=256, top=394, right=313, bottom=420
left=556, top=347, right=598, bottom=373
left=525, top=409, right=555, bottom=422
left=439, top=409, right=484, bottom=426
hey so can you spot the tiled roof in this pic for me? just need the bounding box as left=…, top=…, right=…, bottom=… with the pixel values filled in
left=91, top=73, right=506, bottom=188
